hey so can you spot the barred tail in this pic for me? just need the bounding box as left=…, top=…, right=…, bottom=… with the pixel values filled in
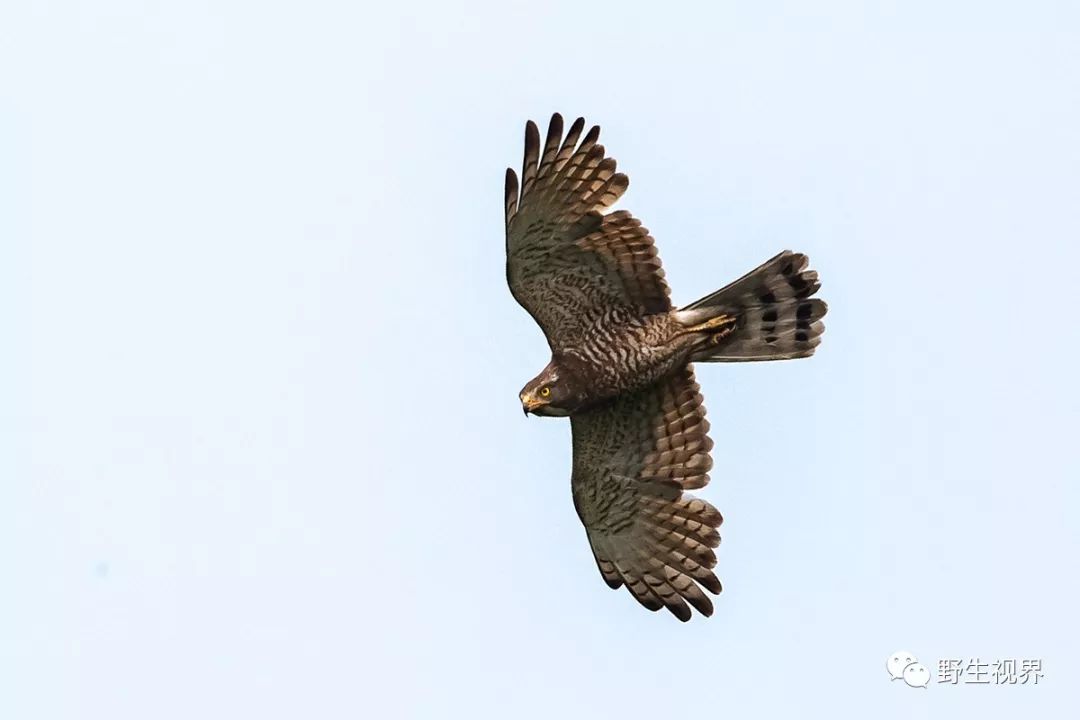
left=677, top=251, right=827, bottom=362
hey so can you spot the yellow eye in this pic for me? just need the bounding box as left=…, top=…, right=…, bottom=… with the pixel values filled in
left=539, top=386, right=551, bottom=397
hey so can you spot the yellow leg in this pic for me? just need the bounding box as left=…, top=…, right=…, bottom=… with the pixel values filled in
left=686, top=314, right=737, bottom=334
left=676, top=313, right=738, bottom=344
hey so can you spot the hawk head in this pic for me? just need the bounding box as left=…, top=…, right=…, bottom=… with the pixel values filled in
left=519, top=361, right=585, bottom=417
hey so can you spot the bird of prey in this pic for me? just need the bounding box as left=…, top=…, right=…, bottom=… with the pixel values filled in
left=505, top=113, right=826, bottom=621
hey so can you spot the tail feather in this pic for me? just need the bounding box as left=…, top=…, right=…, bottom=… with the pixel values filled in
left=677, top=251, right=827, bottom=362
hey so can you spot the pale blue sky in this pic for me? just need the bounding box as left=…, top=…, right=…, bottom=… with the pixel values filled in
left=3, top=1, right=1079, bottom=718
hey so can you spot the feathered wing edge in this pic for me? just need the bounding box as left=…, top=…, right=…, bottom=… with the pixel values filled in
left=504, top=114, right=673, bottom=340
left=584, top=491, right=724, bottom=621
left=572, top=368, right=723, bottom=622
left=504, top=113, right=628, bottom=242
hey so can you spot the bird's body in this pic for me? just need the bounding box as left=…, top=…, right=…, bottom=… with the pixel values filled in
left=547, top=311, right=697, bottom=407
left=505, top=114, right=826, bottom=621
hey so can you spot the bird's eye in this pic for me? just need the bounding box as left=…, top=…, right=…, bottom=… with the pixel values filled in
left=539, top=386, right=551, bottom=397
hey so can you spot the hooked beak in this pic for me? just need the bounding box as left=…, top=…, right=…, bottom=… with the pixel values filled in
left=520, top=393, right=545, bottom=416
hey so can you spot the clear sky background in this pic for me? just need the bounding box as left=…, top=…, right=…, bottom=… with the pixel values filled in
left=3, top=1, right=1079, bottom=718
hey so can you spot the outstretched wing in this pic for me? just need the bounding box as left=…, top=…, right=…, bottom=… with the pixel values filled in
left=570, top=367, right=723, bottom=621
left=504, top=113, right=671, bottom=348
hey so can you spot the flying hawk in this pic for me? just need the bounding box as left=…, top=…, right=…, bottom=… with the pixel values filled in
left=505, top=113, right=826, bottom=621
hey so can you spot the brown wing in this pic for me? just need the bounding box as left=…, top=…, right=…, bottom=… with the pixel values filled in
left=570, top=367, right=723, bottom=621
left=505, top=113, right=671, bottom=348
